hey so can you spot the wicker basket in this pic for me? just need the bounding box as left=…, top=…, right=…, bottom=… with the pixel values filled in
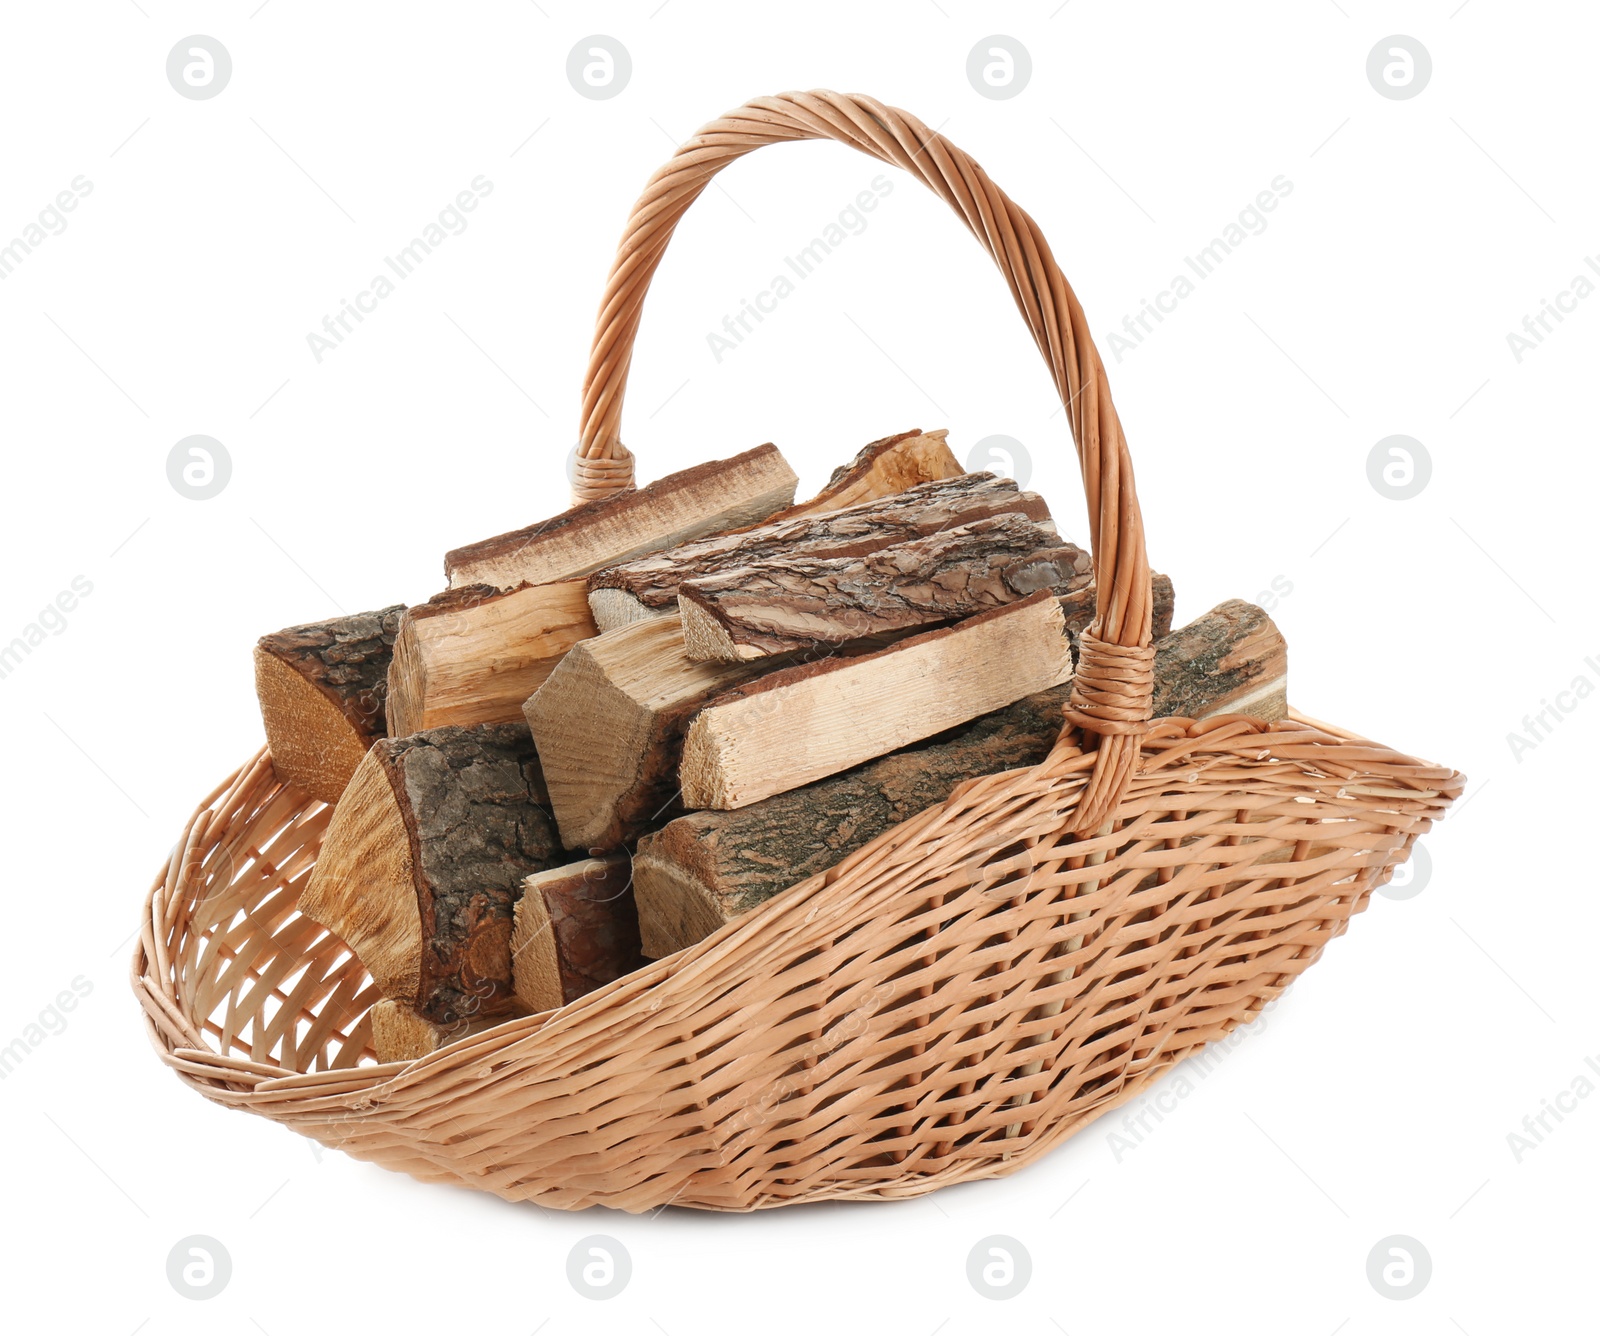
left=132, top=92, right=1463, bottom=1212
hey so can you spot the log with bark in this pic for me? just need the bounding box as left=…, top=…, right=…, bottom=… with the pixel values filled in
left=678, top=514, right=1090, bottom=661
left=443, top=444, right=799, bottom=591
left=523, top=616, right=783, bottom=852
left=679, top=592, right=1075, bottom=810
left=385, top=579, right=596, bottom=736
left=771, top=428, right=961, bottom=519
left=634, top=599, right=1286, bottom=957
left=299, top=722, right=560, bottom=1024
left=587, top=470, right=1050, bottom=632
left=255, top=606, right=405, bottom=804
left=510, top=855, right=646, bottom=1012
left=368, top=998, right=519, bottom=1063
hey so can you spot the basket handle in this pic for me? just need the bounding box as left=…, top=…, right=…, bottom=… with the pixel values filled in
left=577, top=91, right=1154, bottom=831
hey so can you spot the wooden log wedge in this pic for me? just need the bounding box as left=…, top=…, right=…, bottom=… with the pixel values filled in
left=678, top=513, right=1091, bottom=661
left=443, top=444, right=798, bottom=591
left=385, top=580, right=596, bottom=737
left=254, top=606, right=404, bottom=804
left=587, top=470, right=1050, bottom=633
left=679, top=592, right=1074, bottom=810
left=511, top=855, right=646, bottom=1012
left=771, top=427, right=961, bottom=519
left=300, top=722, right=560, bottom=1024
left=523, top=616, right=781, bottom=852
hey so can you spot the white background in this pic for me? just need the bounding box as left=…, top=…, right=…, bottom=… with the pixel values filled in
left=1, top=2, right=1593, bottom=1332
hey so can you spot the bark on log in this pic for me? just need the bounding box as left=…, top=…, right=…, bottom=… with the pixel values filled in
left=368, top=998, right=518, bottom=1063
left=587, top=470, right=1050, bottom=632
left=511, top=855, right=645, bottom=1012
left=770, top=428, right=962, bottom=519
left=635, top=599, right=1285, bottom=957
left=300, top=722, right=560, bottom=1024
left=255, top=606, right=405, bottom=804
left=523, top=616, right=781, bottom=852
left=679, top=514, right=1090, bottom=661
left=443, top=444, right=798, bottom=591
left=385, top=580, right=596, bottom=736
left=679, top=593, right=1074, bottom=810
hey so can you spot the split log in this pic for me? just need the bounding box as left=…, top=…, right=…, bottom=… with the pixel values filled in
left=773, top=428, right=961, bottom=519
left=679, top=514, right=1090, bottom=661
left=588, top=470, right=1050, bottom=632
left=679, top=592, right=1074, bottom=811
left=385, top=580, right=595, bottom=736
left=299, top=722, right=560, bottom=1025
left=368, top=998, right=517, bottom=1063
left=443, top=444, right=798, bottom=591
left=523, top=616, right=780, bottom=851
left=510, top=855, right=646, bottom=1012
left=635, top=599, right=1286, bottom=957
left=254, top=606, right=404, bottom=804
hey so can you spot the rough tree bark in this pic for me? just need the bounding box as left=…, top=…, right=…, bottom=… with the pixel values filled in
left=678, top=514, right=1090, bottom=661
left=587, top=471, right=1050, bottom=632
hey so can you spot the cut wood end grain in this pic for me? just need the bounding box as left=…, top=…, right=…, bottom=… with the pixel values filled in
left=524, top=615, right=778, bottom=851
left=255, top=605, right=403, bottom=804
left=443, top=444, right=799, bottom=591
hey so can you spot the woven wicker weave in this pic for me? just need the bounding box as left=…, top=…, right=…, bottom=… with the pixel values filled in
left=133, top=92, right=1462, bottom=1212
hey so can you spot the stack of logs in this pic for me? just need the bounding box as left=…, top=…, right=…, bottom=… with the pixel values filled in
left=254, top=429, right=1289, bottom=1063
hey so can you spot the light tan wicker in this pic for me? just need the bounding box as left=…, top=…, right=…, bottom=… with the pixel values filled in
left=133, top=92, right=1463, bottom=1212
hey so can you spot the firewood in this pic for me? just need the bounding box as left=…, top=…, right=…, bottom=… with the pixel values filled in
left=385, top=580, right=596, bottom=737
left=443, top=444, right=798, bottom=591
left=368, top=998, right=515, bottom=1063
left=679, top=514, right=1091, bottom=662
left=679, top=592, right=1074, bottom=811
left=299, top=722, right=560, bottom=1025
left=588, top=470, right=1050, bottom=633
left=773, top=427, right=961, bottom=519
left=510, top=855, right=645, bottom=1012
left=523, top=616, right=780, bottom=851
left=254, top=606, right=404, bottom=804
left=634, top=598, right=1285, bottom=957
